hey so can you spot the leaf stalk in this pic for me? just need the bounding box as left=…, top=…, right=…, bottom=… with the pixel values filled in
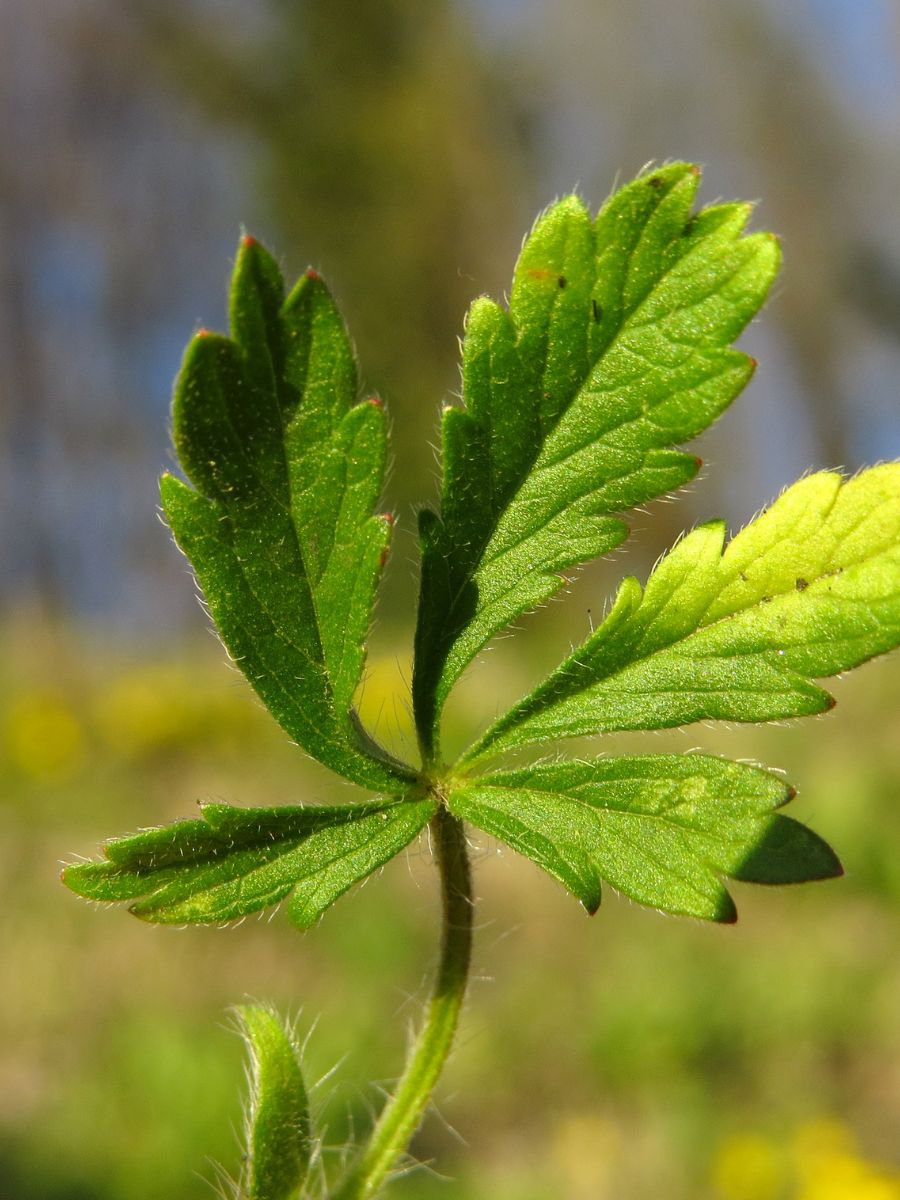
left=331, top=803, right=473, bottom=1200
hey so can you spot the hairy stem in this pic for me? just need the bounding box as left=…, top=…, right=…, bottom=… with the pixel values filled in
left=331, top=804, right=473, bottom=1200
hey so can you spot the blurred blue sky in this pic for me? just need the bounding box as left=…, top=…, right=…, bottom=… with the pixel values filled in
left=770, top=0, right=900, bottom=118
left=1, top=0, right=898, bottom=630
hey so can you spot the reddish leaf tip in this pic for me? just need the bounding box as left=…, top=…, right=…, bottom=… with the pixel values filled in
left=368, top=395, right=384, bottom=409
left=241, top=233, right=258, bottom=249
left=379, top=518, right=394, bottom=567
left=305, top=268, right=320, bottom=281
left=693, top=455, right=703, bottom=470
left=196, top=327, right=212, bottom=339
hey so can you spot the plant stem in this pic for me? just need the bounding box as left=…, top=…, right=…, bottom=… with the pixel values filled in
left=331, top=804, right=473, bottom=1200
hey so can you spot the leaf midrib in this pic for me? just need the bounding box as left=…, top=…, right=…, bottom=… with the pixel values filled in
left=435, top=195, right=730, bottom=650
left=218, top=302, right=378, bottom=758
left=458, top=786, right=732, bottom=909
left=478, top=356, right=727, bottom=571
left=134, top=807, right=417, bottom=913
left=473, top=776, right=769, bottom=841
left=589, top=536, right=900, bottom=682
left=472, top=228, right=757, bottom=584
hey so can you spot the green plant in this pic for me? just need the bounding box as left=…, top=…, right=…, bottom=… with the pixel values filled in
left=63, top=162, right=900, bottom=1198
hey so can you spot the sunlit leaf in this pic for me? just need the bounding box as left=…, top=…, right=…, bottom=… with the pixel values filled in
left=413, top=162, right=779, bottom=755
left=464, top=466, right=900, bottom=760
left=449, top=755, right=840, bottom=922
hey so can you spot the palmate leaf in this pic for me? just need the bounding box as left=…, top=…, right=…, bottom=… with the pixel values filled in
left=62, top=796, right=435, bottom=929
left=65, top=171, right=900, bottom=961
left=448, top=755, right=841, bottom=922
left=413, top=162, right=780, bottom=754
left=463, top=465, right=900, bottom=762
left=162, top=236, right=414, bottom=792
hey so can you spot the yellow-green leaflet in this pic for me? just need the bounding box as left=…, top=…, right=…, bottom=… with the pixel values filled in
left=463, top=466, right=900, bottom=760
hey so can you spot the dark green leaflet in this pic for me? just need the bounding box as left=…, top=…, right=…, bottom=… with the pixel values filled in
left=63, top=797, right=435, bottom=929
left=164, top=238, right=415, bottom=791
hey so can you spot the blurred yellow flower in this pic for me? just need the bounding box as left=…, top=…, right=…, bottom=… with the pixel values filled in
left=92, top=664, right=263, bottom=759
left=4, top=690, right=87, bottom=782
left=792, top=1119, right=900, bottom=1200
left=93, top=665, right=197, bottom=757
left=711, top=1119, right=900, bottom=1200
left=712, top=1131, right=785, bottom=1200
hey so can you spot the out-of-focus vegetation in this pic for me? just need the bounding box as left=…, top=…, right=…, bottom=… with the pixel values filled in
left=3, top=617, right=900, bottom=1198
left=2, top=0, right=900, bottom=631
left=2, top=0, right=900, bottom=1195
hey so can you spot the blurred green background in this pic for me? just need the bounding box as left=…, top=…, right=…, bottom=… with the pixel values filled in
left=2, top=1, right=900, bottom=1197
